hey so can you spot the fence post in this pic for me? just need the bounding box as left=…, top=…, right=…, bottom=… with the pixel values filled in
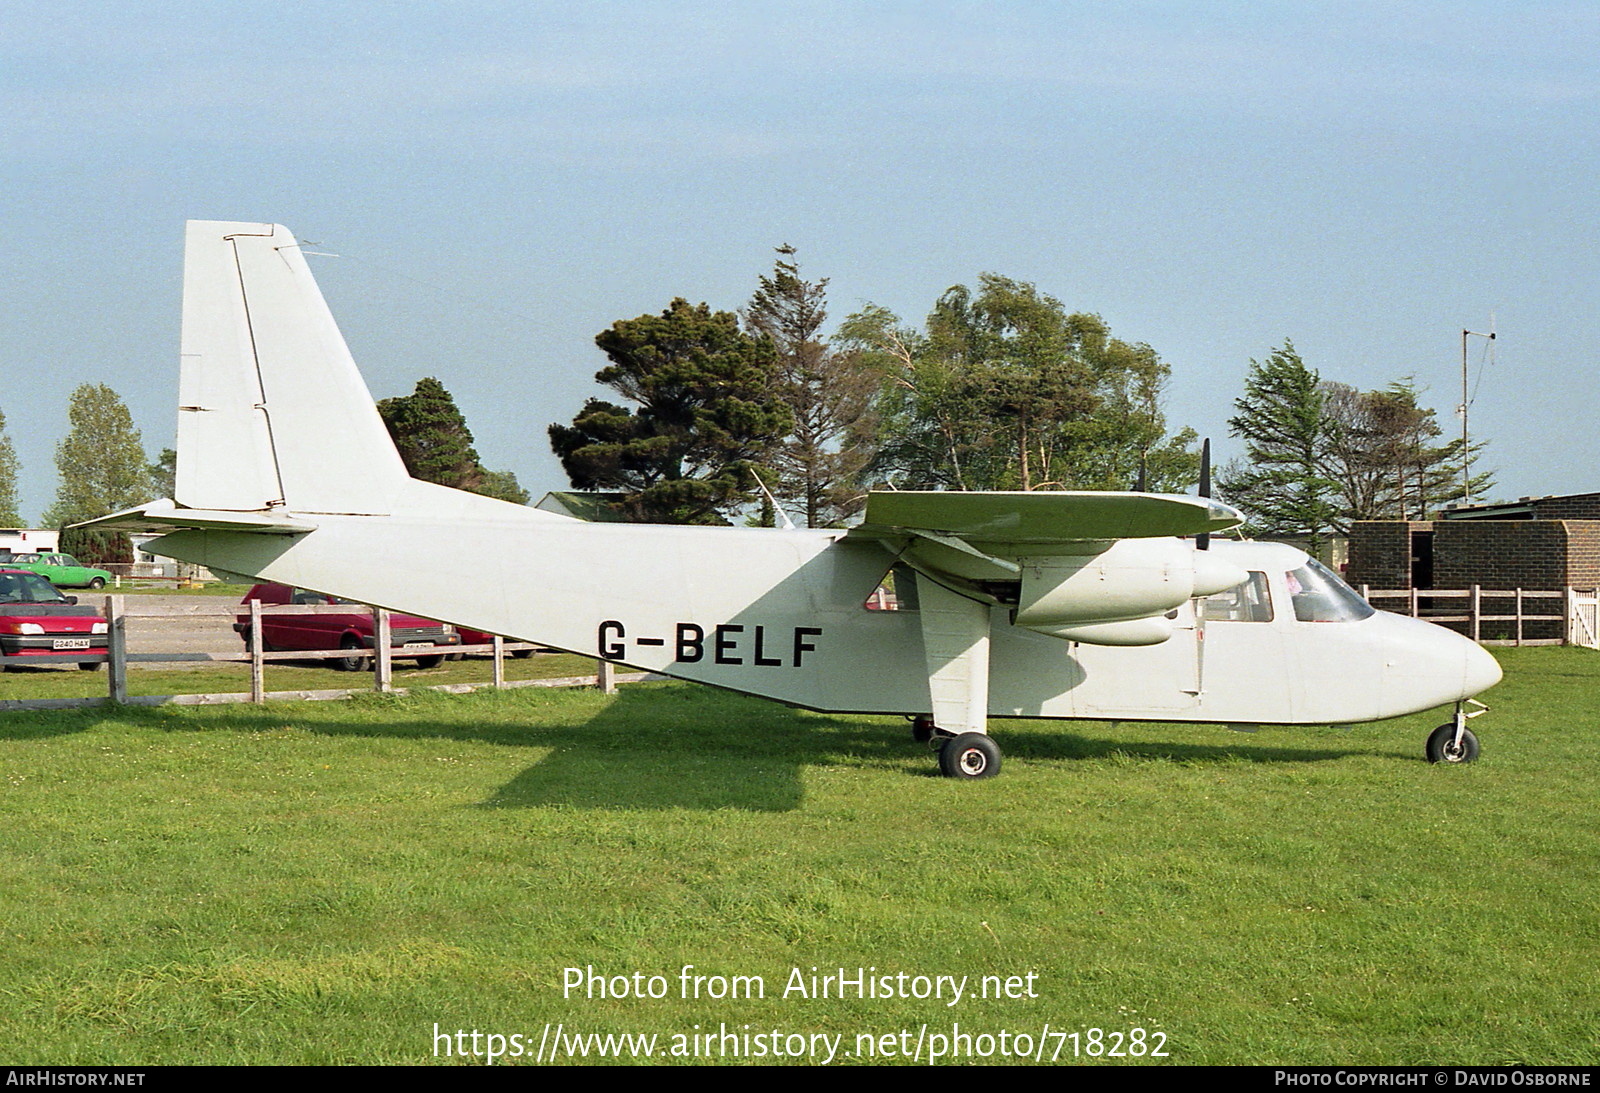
left=598, top=658, right=617, bottom=695
left=492, top=635, right=505, bottom=689
left=1470, top=584, right=1481, bottom=642
left=1514, top=587, right=1524, bottom=646
left=1409, top=587, right=1419, bottom=618
left=250, top=598, right=265, bottom=703
left=374, top=607, right=392, bottom=693
left=106, top=594, right=127, bottom=704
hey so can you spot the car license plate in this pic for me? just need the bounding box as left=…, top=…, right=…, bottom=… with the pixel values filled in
left=52, top=638, right=92, bottom=650
left=402, top=642, right=431, bottom=649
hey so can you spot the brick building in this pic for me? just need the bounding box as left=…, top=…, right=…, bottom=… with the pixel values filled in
left=1345, top=493, right=1600, bottom=592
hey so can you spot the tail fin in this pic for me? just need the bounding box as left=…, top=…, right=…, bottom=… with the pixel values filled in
left=175, top=221, right=411, bottom=515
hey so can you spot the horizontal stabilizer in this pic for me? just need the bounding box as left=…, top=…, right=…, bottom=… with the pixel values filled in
left=861, top=490, right=1241, bottom=543
left=73, top=500, right=316, bottom=536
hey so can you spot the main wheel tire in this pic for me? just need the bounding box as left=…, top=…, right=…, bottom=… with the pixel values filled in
left=334, top=636, right=369, bottom=672
left=78, top=661, right=104, bottom=671
left=1426, top=723, right=1480, bottom=764
left=511, top=648, right=534, bottom=659
left=938, top=732, right=1002, bottom=780
left=412, top=654, right=444, bottom=669
left=87, top=577, right=106, bottom=590
left=911, top=715, right=935, bottom=744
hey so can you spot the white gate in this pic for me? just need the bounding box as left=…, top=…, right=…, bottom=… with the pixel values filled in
left=1568, top=589, right=1599, bottom=648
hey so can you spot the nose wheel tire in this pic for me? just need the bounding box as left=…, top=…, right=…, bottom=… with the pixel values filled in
left=1426, top=723, right=1480, bottom=764
left=938, top=732, right=1002, bottom=780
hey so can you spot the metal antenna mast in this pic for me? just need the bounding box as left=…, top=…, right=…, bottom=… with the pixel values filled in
left=1459, top=327, right=1495, bottom=502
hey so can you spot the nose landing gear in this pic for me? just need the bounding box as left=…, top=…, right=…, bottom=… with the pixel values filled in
left=1426, top=700, right=1487, bottom=764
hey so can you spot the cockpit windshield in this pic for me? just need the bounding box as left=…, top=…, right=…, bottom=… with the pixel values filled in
left=1285, top=558, right=1375, bottom=623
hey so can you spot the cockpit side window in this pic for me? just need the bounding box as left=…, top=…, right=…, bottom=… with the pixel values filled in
left=1203, top=571, right=1273, bottom=622
left=1286, top=558, right=1376, bottom=622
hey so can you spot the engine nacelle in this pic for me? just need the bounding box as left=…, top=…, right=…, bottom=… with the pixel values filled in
left=1012, top=538, right=1247, bottom=632
left=1027, top=616, right=1176, bottom=646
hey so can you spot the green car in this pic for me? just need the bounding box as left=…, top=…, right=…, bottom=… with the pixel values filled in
left=0, top=552, right=113, bottom=590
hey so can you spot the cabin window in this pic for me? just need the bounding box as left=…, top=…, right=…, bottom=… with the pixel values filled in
left=1203, top=570, right=1273, bottom=622
left=863, top=563, right=921, bottom=612
left=1286, top=559, right=1376, bottom=623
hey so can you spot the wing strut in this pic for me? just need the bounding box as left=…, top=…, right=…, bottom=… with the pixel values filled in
left=915, top=573, right=991, bottom=737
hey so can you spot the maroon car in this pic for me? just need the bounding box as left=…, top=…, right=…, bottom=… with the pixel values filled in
left=0, top=568, right=108, bottom=671
left=234, top=583, right=460, bottom=671
left=456, top=627, right=536, bottom=659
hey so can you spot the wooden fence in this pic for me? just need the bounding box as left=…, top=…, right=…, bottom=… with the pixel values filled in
left=1, top=598, right=636, bottom=712
left=1359, top=586, right=1600, bottom=648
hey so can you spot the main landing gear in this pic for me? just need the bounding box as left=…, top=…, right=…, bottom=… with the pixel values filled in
left=910, top=716, right=1003, bottom=780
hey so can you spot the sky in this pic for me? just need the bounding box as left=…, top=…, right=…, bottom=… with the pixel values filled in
left=2, top=1, right=1596, bottom=523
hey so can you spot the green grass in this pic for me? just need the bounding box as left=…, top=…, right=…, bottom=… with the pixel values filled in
left=0, top=647, right=1596, bottom=1065
left=111, top=583, right=256, bottom=597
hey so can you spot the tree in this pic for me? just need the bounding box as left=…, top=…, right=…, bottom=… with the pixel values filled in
left=1046, top=315, right=1200, bottom=492
left=149, top=447, right=176, bottom=501
left=1216, top=342, right=1342, bottom=549
left=474, top=468, right=530, bottom=506
left=378, top=377, right=485, bottom=492
left=744, top=246, right=878, bottom=527
left=1322, top=380, right=1490, bottom=521
left=549, top=298, right=790, bottom=524
left=379, top=377, right=530, bottom=505
left=840, top=276, right=1198, bottom=492
left=43, top=384, right=154, bottom=563
left=0, top=406, right=20, bottom=525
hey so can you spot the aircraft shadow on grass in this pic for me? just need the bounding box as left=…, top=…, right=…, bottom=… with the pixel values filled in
left=21, top=685, right=1387, bottom=813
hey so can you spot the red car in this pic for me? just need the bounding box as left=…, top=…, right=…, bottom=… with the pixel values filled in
left=234, top=583, right=460, bottom=670
left=0, top=568, right=108, bottom=671
left=456, top=627, right=536, bottom=659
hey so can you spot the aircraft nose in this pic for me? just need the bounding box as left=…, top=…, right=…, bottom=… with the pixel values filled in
left=1376, top=612, right=1503, bottom=715
left=1462, top=638, right=1503, bottom=698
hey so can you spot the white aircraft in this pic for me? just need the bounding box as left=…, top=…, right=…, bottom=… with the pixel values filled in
left=88, top=221, right=1502, bottom=779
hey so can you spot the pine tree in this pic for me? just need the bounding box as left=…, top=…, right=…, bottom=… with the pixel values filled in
left=377, top=377, right=485, bottom=491
left=549, top=298, right=790, bottom=524
left=1216, top=342, right=1342, bottom=550
left=744, top=246, right=878, bottom=527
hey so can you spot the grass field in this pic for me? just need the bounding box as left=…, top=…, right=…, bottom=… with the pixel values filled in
left=1, top=647, right=1596, bottom=1066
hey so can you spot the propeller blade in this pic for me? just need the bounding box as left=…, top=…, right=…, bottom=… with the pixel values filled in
left=1197, top=438, right=1212, bottom=550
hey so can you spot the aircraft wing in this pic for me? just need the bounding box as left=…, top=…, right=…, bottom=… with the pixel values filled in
left=858, top=489, right=1241, bottom=544
left=850, top=490, right=1249, bottom=652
